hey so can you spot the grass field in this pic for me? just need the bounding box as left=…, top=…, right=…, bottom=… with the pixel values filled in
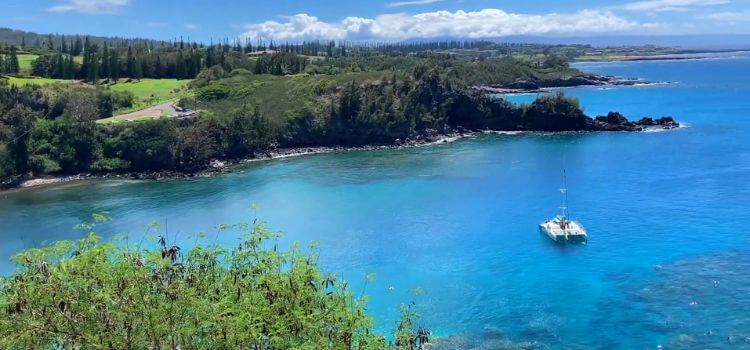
left=15, top=54, right=84, bottom=73
left=2, top=76, right=70, bottom=86
left=109, top=78, right=189, bottom=101
left=17, top=54, right=38, bottom=74
left=193, top=71, right=394, bottom=124
left=108, top=78, right=191, bottom=114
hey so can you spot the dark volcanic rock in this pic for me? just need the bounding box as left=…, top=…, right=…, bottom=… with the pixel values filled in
left=636, top=117, right=655, bottom=126
left=486, top=74, right=646, bottom=92
left=633, top=116, right=680, bottom=129
left=596, top=111, right=630, bottom=125
left=504, top=80, right=541, bottom=90
left=592, top=112, right=639, bottom=131
left=655, top=116, right=680, bottom=129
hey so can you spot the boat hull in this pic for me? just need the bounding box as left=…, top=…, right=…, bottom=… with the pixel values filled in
left=539, top=221, right=587, bottom=244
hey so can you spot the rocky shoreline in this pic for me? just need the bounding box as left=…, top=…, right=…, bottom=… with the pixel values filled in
left=1, top=120, right=682, bottom=192
left=476, top=74, right=660, bottom=94
left=1, top=131, right=483, bottom=191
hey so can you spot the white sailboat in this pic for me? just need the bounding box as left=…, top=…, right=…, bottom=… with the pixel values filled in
left=539, top=171, right=587, bottom=243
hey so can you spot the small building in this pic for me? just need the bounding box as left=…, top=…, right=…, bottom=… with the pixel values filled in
left=247, top=49, right=278, bottom=57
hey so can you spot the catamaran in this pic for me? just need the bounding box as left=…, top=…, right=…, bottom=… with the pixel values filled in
left=539, top=171, right=587, bottom=243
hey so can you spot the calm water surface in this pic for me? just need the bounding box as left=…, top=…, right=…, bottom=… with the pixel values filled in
left=2, top=54, right=750, bottom=348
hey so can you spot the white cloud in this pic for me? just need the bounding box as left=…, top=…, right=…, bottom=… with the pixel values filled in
left=616, top=0, right=730, bottom=12
left=698, top=11, right=750, bottom=21
left=386, top=0, right=444, bottom=8
left=185, top=24, right=198, bottom=30
left=48, top=0, right=130, bottom=14
left=240, top=9, right=647, bottom=42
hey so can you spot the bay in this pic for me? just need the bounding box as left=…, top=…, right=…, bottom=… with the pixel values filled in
left=2, top=53, right=750, bottom=347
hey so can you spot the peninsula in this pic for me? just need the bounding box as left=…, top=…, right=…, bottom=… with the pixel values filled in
left=1, top=32, right=678, bottom=189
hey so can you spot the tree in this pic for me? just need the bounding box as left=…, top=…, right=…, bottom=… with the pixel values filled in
left=0, top=107, right=34, bottom=174
left=65, top=54, right=75, bottom=79
left=54, top=53, right=65, bottom=79
left=125, top=47, right=135, bottom=77
left=81, top=44, right=99, bottom=82
left=61, top=35, right=68, bottom=54
left=6, top=45, right=20, bottom=73
left=30, top=54, right=53, bottom=77
left=100, top=43, right=110, bottom=79
left=109, top=49, right=120, bottom=80
left=72, top=36, right=83, bottom=56
left=154, top=55, right=165, bottom=78
left=175, top=51, right=186, bottom=79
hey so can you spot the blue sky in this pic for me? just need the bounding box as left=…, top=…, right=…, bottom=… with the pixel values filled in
left=2, top=0, right=749, bottom=42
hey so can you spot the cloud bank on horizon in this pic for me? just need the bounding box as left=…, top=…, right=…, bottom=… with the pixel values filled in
left=28, top=0, right=748, bottom=42
left=239, top=9, right=654, bottom=42
left=238, top=0, right=738, bottom=41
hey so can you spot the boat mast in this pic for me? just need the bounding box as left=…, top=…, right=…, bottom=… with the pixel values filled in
left=560, top=170, right=569, bottom=224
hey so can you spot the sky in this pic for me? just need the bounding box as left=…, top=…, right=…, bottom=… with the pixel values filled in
left=1, top=0, right=750, bottom=42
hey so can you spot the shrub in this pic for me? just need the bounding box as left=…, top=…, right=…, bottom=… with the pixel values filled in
left=195, top=84, right=230, bottom=101
left=0, top=217, right=415, bottom=349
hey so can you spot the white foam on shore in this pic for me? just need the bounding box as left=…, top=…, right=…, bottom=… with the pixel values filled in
left=642, top=123, right=689, bottom=133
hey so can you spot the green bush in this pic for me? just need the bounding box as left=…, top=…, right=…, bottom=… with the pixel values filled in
left=196, top=84, right=230, bottom=101
left=91, top=157, right=131, bottom=172
left=28, top=154, right=62, bottom=174
left=0, top=143, right=10, bottom=178
left=111, top=90, right=135, bottom=109
left=0, top=217, right=430, bottom=349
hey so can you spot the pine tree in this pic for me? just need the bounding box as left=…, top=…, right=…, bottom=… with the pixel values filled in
left=55, top=53, right=65, bottom=78
left=7, top=45, right=20, bottom=73
left=61, top=35, right=68, bottom=54
left=100, top=43, right=110, bottom=79
left=133, top=56, right=143, bottom=79
left=140, top=58, right=149, bottom=78
left=175, top=51, right=186, bottom=79
left=109, top=52, right=119, bottom=81
left=126, top=47, right=135, bottom=77
left=155, top=55, right=165, bottom=78
left=0, top=55, right=5, bottom=74
left=73, top=36, right=83, bottom=56
left=66, top=54, right=75, bottom=79
left=205, top=46, right=214, bottom=68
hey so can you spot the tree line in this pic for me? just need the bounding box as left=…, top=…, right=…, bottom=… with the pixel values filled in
left=30, top=43, right=238, bottom=81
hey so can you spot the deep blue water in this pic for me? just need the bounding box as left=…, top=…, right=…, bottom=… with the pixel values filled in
left=2, top=54, right=750, bottom=348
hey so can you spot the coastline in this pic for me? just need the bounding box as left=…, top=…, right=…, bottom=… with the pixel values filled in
left=572, top=49, right=750, bottom=63
left=474, top=74, right=663, bottom=95
left=4, top=124, right=683, bottom=192
left=5, top=130, right=491, bottom=191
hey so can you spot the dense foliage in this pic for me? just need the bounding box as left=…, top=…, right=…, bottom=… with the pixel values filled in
left=0, top=64, right=594, bottom=184
left=0, top=216, right=430, bottom=349
left=0, top=28, right=617, bottom=184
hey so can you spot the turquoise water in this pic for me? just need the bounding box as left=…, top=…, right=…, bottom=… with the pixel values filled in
left=2, top=54, right=750, bottom=348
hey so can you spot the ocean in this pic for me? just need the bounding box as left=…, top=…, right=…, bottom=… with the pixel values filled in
left=2, top=52, right=750, bottom=348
